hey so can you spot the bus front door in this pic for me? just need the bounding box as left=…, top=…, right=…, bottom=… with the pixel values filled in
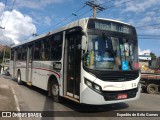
left=26, top=46, right=33, bottom=85
left=65, top=33, right=81, bottom=100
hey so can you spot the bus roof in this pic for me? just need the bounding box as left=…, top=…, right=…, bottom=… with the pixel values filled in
left=11, top=17, right=133, bottom=48
left=95, top=17, right=132, bottom=26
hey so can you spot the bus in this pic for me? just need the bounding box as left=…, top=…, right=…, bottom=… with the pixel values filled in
left=9, top=18, right=141, bottom=105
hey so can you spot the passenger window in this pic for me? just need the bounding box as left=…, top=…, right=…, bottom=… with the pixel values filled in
left=17, top=46, right=22, bottom=60
left=11, top=49, right=14, bottom=60
left=34, top=40, right=41, bottom=60
left=41, top=38, right=50, bottom=60
left=22, top=45, right=27, bottom=60
left=50, top=33, right=63, bottom=60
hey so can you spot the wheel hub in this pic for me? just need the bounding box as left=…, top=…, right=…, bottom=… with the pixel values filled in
left=52, top=84, right=59, bottom=96
left=150, top=87, right=155, bottom=93
left=18, top=75, right=20, bottom=81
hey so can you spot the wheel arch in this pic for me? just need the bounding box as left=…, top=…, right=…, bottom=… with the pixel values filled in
left=17, top=68, right=23, bottom=85
left=17, top=69, right=21, bottom=76
left=47, top=74, right=59, bottom=91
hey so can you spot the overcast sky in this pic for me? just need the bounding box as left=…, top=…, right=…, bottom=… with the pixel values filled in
left=0, top=0, right=160, bottom=56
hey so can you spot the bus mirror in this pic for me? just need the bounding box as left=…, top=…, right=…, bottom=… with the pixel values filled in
left=82, top=36, right=87, bottom=50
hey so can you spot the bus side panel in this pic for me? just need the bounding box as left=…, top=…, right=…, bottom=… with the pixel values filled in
left=32, top=61, right=52, bottom=90
left=32, top=69, right=48, bottom=90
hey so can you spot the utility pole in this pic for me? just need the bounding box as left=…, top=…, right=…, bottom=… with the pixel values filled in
left=86, top=1, right=105, bottom=18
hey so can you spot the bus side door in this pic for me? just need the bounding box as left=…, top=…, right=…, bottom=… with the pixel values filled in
left=64, top=31, right=82, bottom=100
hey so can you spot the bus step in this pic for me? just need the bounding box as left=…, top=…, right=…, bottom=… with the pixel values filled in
left=64, top=95, right=80, bottom=103
left=27, top=82, right=32, bottom=86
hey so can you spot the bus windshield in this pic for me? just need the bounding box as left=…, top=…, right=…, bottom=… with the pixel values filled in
left=83, top=34, right=138, bottom=71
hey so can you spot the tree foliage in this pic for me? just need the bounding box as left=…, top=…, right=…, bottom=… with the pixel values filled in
left=150, top=52, right=156, bottom=60
left=0, top=46, right=10, bottom=64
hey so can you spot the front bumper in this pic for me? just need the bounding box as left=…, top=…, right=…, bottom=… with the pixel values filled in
left=81, top=84, right=141, bottom=105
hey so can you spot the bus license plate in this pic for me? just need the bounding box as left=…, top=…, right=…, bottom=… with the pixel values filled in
left=117, top=94, right=128, bottom=99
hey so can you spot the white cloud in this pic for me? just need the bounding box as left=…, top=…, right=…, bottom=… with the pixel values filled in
left=139, top=48, right=151, bottom=55
left=140, top=16, right=152, bottom=23
left=44, top=16, right=52, bottom=26
left=0, top=2, right=5, bottom=14
left=0, top=2, right=36, bottom=45
left=118, top=0, right=160, bottom=37
left=94, top=0, right=104, bottom=4
left=16, top=0, right=72, bottom=10
left=0, top=35, right=14, bottom=45
left=115, top=0, right=160, bottom=13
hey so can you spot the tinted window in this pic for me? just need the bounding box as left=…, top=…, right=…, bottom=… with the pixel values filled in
left=41, top=37, right=50, bottom=60
left=11, top=49, right=14, bottom=60
left=22, top=45, right=27, bottom=60
left=17, top=46, right=22, bottom=60
left=34, top=40, right=41, bottom=60
left=50, top=33, right=63, bottom=60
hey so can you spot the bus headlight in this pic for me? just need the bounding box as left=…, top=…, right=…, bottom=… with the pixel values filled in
left=85, top=80, right=92, bottom=87
left=84, top=78, right=101, bottom=92
left=93, top=84, right=101, bottom=91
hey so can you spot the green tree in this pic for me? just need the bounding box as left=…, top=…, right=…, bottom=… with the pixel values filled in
left=0, top=52, right=3, bottom=63
left=150, top=52, right=156, bottom=60
left=0, top=46, right=11, bottom=64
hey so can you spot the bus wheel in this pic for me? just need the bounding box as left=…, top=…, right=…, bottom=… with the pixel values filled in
left=50, top=81, right=60, bottom=102
left=17, top=71, right=23, bottom=85
left=147, top=84, right=158, bottom=94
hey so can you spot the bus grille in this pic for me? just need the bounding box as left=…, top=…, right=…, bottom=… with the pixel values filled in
left=102, top=88, right=138, bottom=101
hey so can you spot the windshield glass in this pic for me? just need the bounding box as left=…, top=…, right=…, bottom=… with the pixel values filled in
left=83, top=34, right=138, bottom=70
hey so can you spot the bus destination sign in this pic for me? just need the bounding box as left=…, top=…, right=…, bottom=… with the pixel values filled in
left=94, top=21, right=129, bottom=34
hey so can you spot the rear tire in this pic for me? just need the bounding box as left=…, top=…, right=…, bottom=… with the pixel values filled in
left=50, top=81, right=61, bottom=102
left=147, top=84, right=158, bottom=94
left=17, top=71, right=23, bottom=85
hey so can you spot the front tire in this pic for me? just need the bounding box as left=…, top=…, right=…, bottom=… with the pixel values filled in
left=17, top=71, right=23, bottom=85
left=50, top=81, right=61, bottom=102
left=147, top=84, right=158, bottom=94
